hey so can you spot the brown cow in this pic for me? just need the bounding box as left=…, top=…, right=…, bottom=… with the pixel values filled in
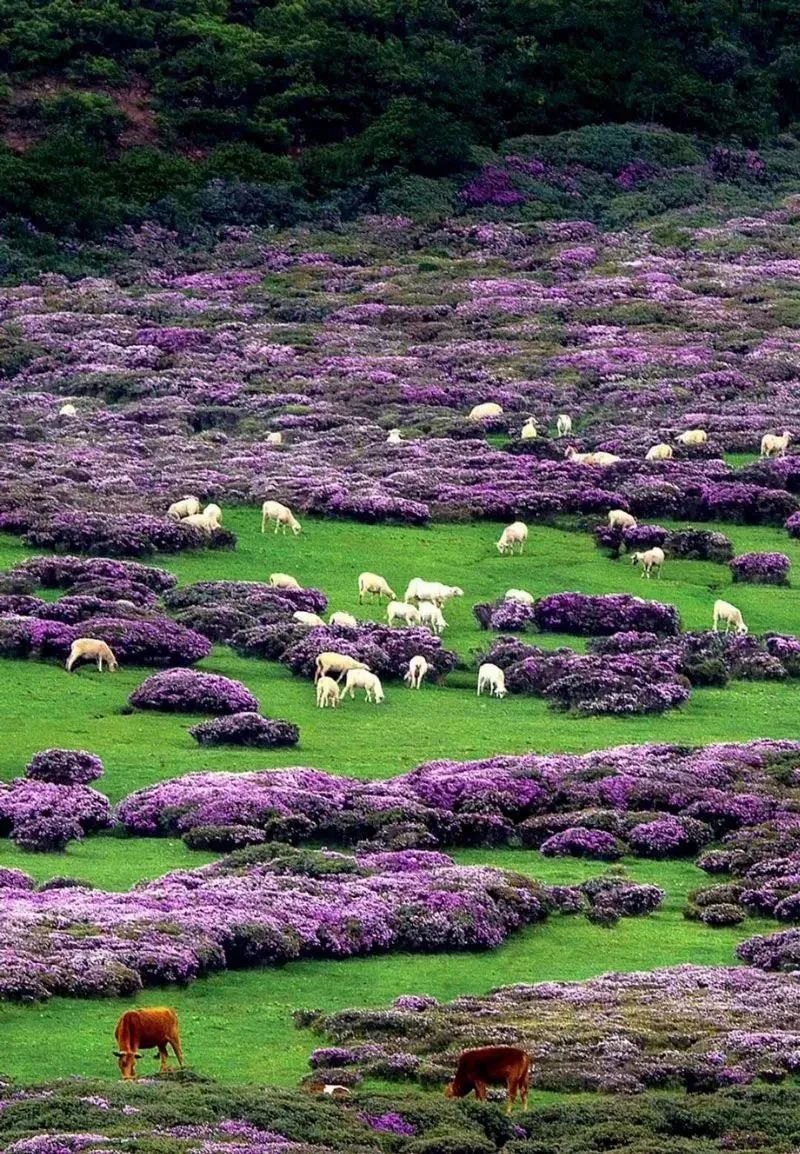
left=113, top=1007, right=184, bottom=1080
left=444, top=1046, right=530, bottom=1113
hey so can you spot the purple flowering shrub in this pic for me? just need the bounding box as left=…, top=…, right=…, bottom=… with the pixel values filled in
left=129, top=669, right=259, bottom=714
left=540, top=827, right=624, bottom=860
left=189, top=713, right=299, bottom=747
left=474, top=598, right=537, bottom=632
left=25, top=749, right=104, bottom=785
left=9, top=556, right=177, bottom=593
left=280, top=624, right=457, bottom=680
left=730, top=552, right=791, bottom=586
left=23, top=513, right=235, bottom=557
left=0, top=778, right=113, bottom=852
left=533, top=592, right=680, bottom=635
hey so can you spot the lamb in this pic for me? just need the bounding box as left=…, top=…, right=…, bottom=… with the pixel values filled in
left=329, top=611, right=358, bottom=628
left=344, top=668, right=385, bottom=703
left=645, top=443, right=673, bottom=461
left=266, top=432, right=283, bottom=445
left=504, top=588, right=534, bottom=605
left=676, top=429, right=708, bottom=446
left=630, top=546, right=665, bottom=579
left=358, top=572, right=396, bottom=604
left=293, top=611, right=325, bottom=628
left=608, top=509, right=637, bottom=530
left=761, top=430, right=791, bottom=458
left=387, top=600, right=421, bottom=627
left=497, top=521, right=528, bottom=555
left=404, top=579, right=464, bottom=606
left=269, top=573, right=301, bottom=590
left=417, top=600, right=447, bottom=634
left=477, top=663, right=507, bottom=698
left=167, top=496, right=201, bottom=521
left=58, top=403, right=78, bottom=418
left=713, top=599, right=748, bottom=635
left=314, top=653, right=370, bottom=683
left=520, top=419, right=538, bottom=440
left=261, top=500, right=302, bottom=535
left=556, top=414, right=573, bottom=437
left=468, top=402, right=503, bottom=421
left=65, top=638, right=118, bottom=673
left=386, top=428, right=402, bottom=444
left=316, top=676, right=341, bottom=708
left=404, top=655, right=429, bottom=689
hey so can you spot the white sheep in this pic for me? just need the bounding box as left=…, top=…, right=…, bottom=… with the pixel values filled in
left=65, top=638, right=118, bottom=673
left=587, top=451, right=621, bottom=466
left=761, top=431, right=791, bottom=458
left=269, top=572, right=301, bottom=590
left=630, top=547, right=665, bottom=579
left=564, top=445, right=591, bottom=464
left=314, top=652, right=370, bottom=683
left=645, top=443, right=673, bottom=461
left=267, top=432, right=283, bottom=446
left=387, top=600, right=421, bottom=627
left=293, top=611, right=325, bottom=628
left=497, top=521, right=528, bottom=555
left=713, top=599, right=748, bottom=635
left=556, top=414, right=573, bottom=438
left=404, top=655, right=429, bottom=689
left=344, top=667, right=385, bottom=703
left=477, top=662, right=507, bottom=698
left=167, top=496, right=201, bottom=521
left=468, top=402, right=503, bottom=421
left=322, top=1086, right=351, bottom=1097
left=504, top=588, right=534, bottom=605
left=183, top=508, right=220, bottom=535
left=676, top=429, right=708, bottom=446
left=404, top=579, right=464, bottom=606
left=520, top=419, right=538, bottom=440
left=358, top=572, right=396, bottom=604
left=58, top=403, right=78, bottom=418
left=316, top=676, right=341, bottom=708
left=386, top=428, right=402, bottom=444
left=608, top=509, right=637, bottom=530
left=329, top=611, right=358, bottom=628
left=261, top=500, right=301, bottom=536
left=417, top=600, right=447, bottom=634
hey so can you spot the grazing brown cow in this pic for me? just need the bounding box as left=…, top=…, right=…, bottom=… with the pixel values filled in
left=444, top=1046, right=530, bottom=1113
left=113, top=1007, right=184, bottom=1080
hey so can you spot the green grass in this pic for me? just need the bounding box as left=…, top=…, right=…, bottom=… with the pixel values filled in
left=1, top=509, right=797, bottom=1085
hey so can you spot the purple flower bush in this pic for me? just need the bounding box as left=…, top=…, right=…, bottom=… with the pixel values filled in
left=189, top=713, right=299, bottom=748
left=25, top=749, right=104, bottom=785
left=539, top=827, right=624, bottom=860
left=730, top=551, right=791, bottom=586
left=129, top=669, right=259, bottom=714
left=0, top=778, right=113, bottom=852
left=533, top=592, right=680, bottom=635
left=10, top=556, right=177, bottom=593
left=0, top=611, right=211, bottom=667
left=279, top=624, right=457, bottom=681
left=474, top=598, right=537, bottom=632
left=23, top=512, right=235, bottom=557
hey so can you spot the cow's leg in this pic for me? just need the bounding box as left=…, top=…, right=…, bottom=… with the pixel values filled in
left=520, top=1076, right=528, bottom=1112
left=157, top=1045, right=170, bottom=1073
left=506, top=1079, right=516, bottom=1114
left=170, top=1032, right=184, bottom=1068
left=473, top=1080, right=487, bottom=1102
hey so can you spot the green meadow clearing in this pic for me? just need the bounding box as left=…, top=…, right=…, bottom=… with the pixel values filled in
left=0, top=506, right=796, bottom=1084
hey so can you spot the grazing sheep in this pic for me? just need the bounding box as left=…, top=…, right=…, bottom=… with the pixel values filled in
left=358, top=572, right=396, bottom=604
left=266, top=432, right=283, bottom=446
left=468, top=402, right=503, bottom=421
left=314, top=653, right=370, bottom=683
left=505, top=588, right=534, bottom=605
left=645, top=443, right=673, bottom=461
left=761, top=430, right=792, bottom=458
left=556, top=414, right=573, bottom=438
left=329, top=611, right=358, bottom=628
left=269, top=572, right=301, bottom=590
left=387, top=600, right=421, bottom=627
left=520, top=419, right=538, bottom=440
left=293, top=611, right=325, bottom=628
left=316, top=676, right=341, bottom=708
left=204, top=503, right=222, bottom=527
left=497, top=521, right=528, bottom=555
left=386, top=428, right=402, bottom=444
left=417, top=600, right=447, bottom=634
left=631, top=546, right=665, bottom=579
left=167, top=496, right=201, bottom=521
left=608, top=509, right=637, bottom=530
left=713, top=599, right=748, bottom=635
left=261, top=500, right=302, bottom=536
left=182, top=511, right=218, bottom=535
left=676, top=429, right=708, bottom=446
left=477, top=663, right=507, bottom=698
left=344, top=668, right=385, bottom=704
left=65, top=638, right=118, bottom=673
left=404, top=655, right=429, bottom=689
left=58, top=403, right=78, bottom=418
left=404, top=579, right=464, bottom=606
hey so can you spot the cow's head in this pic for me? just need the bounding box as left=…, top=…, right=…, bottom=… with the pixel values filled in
left=444, top=1079, right=467, bottom=1099
left=114, top=1049, right=142, bottom=1080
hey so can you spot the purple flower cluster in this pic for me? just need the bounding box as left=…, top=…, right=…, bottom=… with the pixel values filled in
left=129, top=669, right=259, bottom=714
left=189, top=713, right=299, bottom=748
left=539, top=827, right=624, bottom=860
left=730, top=551, right=791, bottom=586
left=23, top=512, right=235, bottom=557
left=0, top=778, right=112, bottom=852
left=25, top=749, right=104, bottom=785
left=533, top=592, right=681, bottom=635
